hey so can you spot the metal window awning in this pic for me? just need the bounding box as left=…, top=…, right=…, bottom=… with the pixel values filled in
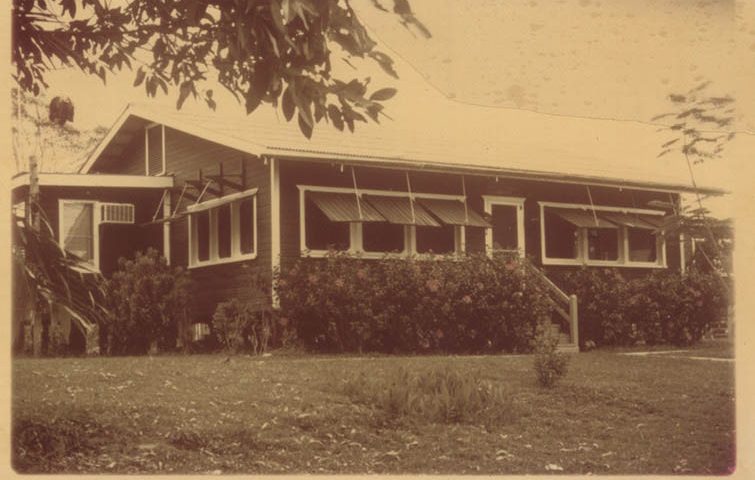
left=554, top=209, right=618, bottom=228
left=599, top=212, right=661, bottom=230
left=418, top=198, right=492, bottom=228
left=308, top=191, right=384, bottom=222
left=363, top=195, right=440, bottom=227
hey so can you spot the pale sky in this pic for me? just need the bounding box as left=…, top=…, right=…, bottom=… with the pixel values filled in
left=30, top=0, right=755, bottom=217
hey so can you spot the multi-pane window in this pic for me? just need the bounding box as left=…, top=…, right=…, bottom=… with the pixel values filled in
left=540, top=203, right=666, bottom=268
left=189, top=190, right=257, bottom=267
left=299, top=187, right=487, bottom=257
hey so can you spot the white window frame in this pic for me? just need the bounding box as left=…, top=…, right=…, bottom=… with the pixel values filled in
left=187, top=188, right=258, bottom=268
left=58, top=199, right=101, bottom=271
left=538, top=201, right=667, bottom=268
left=144, top=123, right=166, bottom=176
left=483, top=195, right=526, bottom=257
left=297, top=185, right=465, bottom=259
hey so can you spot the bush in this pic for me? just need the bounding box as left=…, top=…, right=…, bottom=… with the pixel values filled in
left=104, top=248, right=191, bottom=355
left=212, top=298, right=273, bottom=354
left=275, top=253, right=553, bottom=354
left=559, top=267, right=728, bottom=347
left=532, top=322, right=569, bottom=388
left=342, top=366, right=514, bottom=425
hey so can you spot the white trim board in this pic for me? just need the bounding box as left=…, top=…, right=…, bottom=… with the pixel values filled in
left=12, top=173, right=174, bottom=190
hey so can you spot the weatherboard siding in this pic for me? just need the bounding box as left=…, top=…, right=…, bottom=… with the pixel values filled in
left=161, top=128, right=272, bottom=322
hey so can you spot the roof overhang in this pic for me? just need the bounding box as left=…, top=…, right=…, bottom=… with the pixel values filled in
left=79, top=104, right=728, bottom=197
left=11, top=172, right=175, bottom=190
left=268, top=151, right=728, bottom=196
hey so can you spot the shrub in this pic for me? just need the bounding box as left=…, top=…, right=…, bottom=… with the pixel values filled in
left=212, top=298, right=274, bottom=354
left=104, top=248, right=192, bottom=355
left=275, top=253, right=553, bottom=354
left=532, top=322, right=569, bottom=388
left=559, top=266, right=728, bottom=347
left=343, top=366, right=514, bottom=425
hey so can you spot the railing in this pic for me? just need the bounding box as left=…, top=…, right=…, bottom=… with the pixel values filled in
left=522, top=258, right=579, bottom=348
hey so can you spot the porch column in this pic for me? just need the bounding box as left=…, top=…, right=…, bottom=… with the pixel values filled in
left=270, top=156, right=281, bottom=307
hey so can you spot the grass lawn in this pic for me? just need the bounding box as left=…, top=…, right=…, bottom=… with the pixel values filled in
left=12, top=342, right=735, bottom=475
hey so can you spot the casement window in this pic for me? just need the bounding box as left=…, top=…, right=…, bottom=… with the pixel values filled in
left=298, top=186, right=491, bottom=258
left=60, top=201, right=97, bottom=267
left=58, top=200, right=135, bottom=270
left=539, top=202, right=667, bottom=268
left=145, top=124, right=166, bottom=176
left=188, top=189, right=257, bottom=268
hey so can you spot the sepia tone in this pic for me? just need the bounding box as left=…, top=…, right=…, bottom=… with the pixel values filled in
left=6, top=0, right=753, bottom=476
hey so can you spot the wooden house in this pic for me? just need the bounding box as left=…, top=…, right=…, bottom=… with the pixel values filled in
left=11, top=103, right=725, bottom=353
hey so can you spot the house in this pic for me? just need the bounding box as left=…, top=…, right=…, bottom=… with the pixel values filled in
left=11, top=103, right=725, bottom=353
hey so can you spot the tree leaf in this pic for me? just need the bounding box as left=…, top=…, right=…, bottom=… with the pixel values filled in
left=369, top=88, right=397, bottom=101
left=282, top=86, right=295, bottom=122
left=298, top=113, right=313, bottom=139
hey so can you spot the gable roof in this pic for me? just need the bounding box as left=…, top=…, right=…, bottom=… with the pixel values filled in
left=80, top=103, right=727, bottom=195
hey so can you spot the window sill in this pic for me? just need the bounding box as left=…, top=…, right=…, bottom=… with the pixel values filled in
left=300, top=250, right=463, bottom=261
left=188, top=252, right=257, bottom=269
left=542, top=257, right=667, bottom=269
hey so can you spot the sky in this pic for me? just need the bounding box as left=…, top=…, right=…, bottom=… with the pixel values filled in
left=23, top=0, right=755, bottom=217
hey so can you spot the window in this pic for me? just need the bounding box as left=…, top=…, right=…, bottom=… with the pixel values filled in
left=587, top=228, right=619, bottom=261
left=363, top=222, right=405, bottom=253
left=145, top=124, right=165, bottom=176
left=299, top=186, right=474, bottom=258
left=59, top=200, right=97, bottom=268
left=304, top=194, right=350, bottom=251
left=188, top=189, right=257, bottom=267
left=539, top=202, right=666, bottom=268
left=416, top=224, right=456, bottom=254
left=544, top=209, right=580, bottom=259
left=628, top=228, right=657, bottom=262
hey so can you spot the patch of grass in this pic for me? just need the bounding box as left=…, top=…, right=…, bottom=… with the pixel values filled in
left=342, top=366, right=515, bottom=425
left=12, top=345, right=735, bottom=474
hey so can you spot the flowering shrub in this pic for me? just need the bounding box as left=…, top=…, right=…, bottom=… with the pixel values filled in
left=104, top=248, right=192, bottom=355
left=559, top=267, right=728, bottom=347
left=275, top=253, right=553, bottom=354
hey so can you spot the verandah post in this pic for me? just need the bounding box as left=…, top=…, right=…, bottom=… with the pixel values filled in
left=569, top=294, right=579, bottom=349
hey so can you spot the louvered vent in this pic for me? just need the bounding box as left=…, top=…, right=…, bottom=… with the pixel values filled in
left=100, top=203, right=135, bottom=224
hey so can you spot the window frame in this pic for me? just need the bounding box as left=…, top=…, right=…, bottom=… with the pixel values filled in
left=58, top=199, right=100, bottom=271
left=297, top=185, right=466, bottom=259
left=483, top=195, right=526, bottom=257
left=144, top=123, right=166, bottom=176
left=538, top=201, right=667, bottom=268
left=187, top=188, right=258, bottom=268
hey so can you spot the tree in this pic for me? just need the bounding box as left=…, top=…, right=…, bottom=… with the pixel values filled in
left=652, top=81, right=735, bottom=277
left=12, top=0, right=430, bottom=138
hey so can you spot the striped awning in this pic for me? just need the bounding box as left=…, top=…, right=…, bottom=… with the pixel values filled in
left=599, top=212, right=661, bottom=230
left=554, top=209, right=618, bottom=228
left=363, top=195, right=440, bottom=227
left=307, top=191, right=384, bottom=222
left=418, top=198, right=492, bottom=228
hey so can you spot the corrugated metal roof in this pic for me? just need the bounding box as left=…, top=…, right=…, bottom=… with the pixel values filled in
left=418, top=197, right=491, bottom=228
left=308, top=191, right=384, bottom=222
left=554, top=209, right=618, bottom=229
left=82, top=103, right=729, bottom=195
left=363, top=195, right=440, bottom=226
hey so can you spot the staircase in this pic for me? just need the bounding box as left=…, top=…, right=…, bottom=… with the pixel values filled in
left=523, top=259, right=579, bottom=353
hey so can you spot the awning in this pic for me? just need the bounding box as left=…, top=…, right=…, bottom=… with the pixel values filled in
left=418, top=198, right=492, bottom=228
left=363, top=195, right=440, bottom=227
left=307, top=191, right=384, bottom=222
left=554, top=209, right=618, bottom=228
left=599, top=212, right=661, bottom=230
